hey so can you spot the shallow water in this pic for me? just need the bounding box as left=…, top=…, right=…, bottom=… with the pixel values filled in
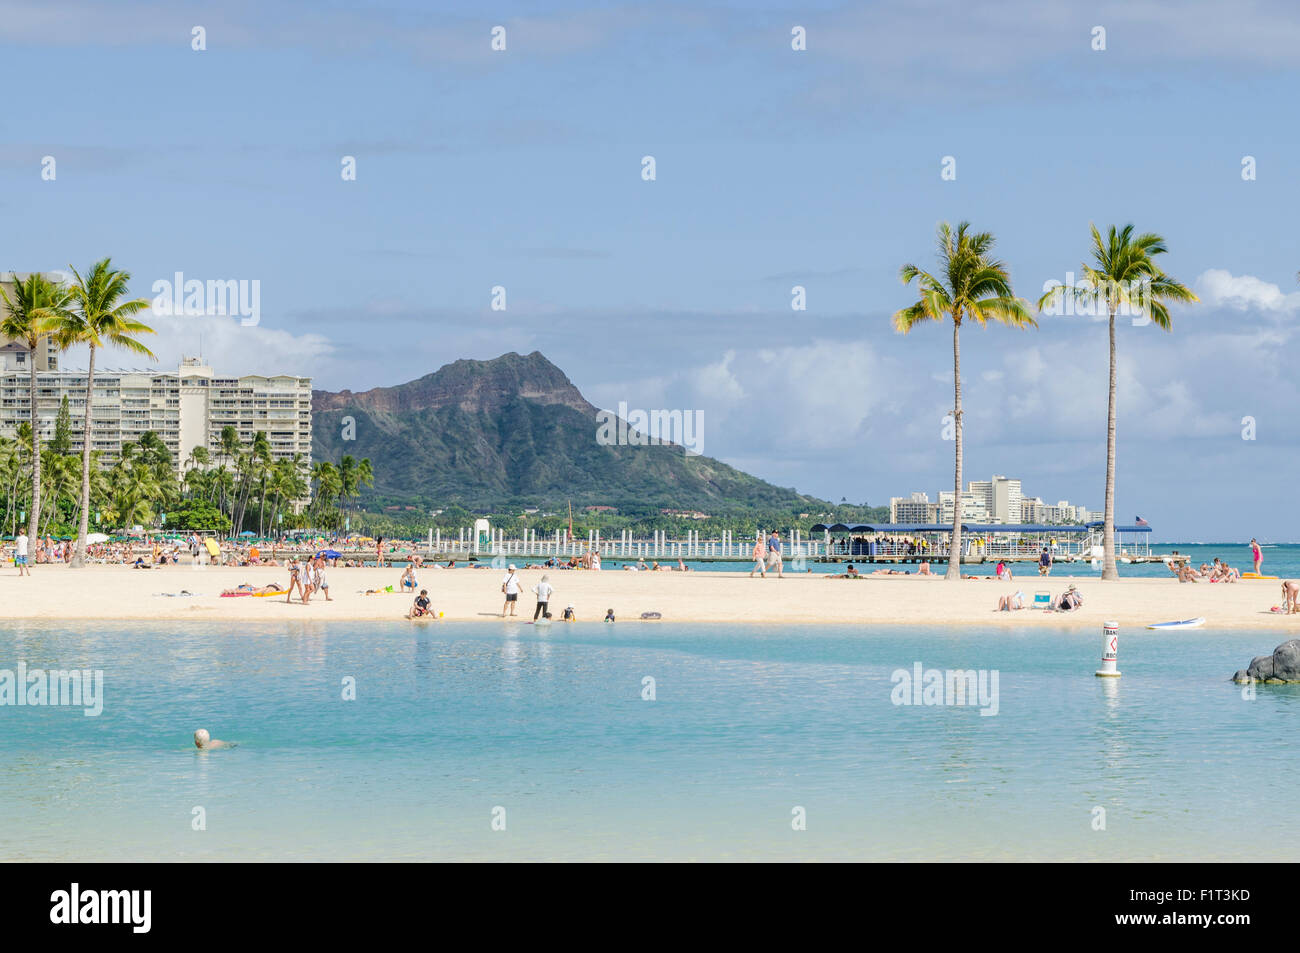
left=0, top=620, right=1294, bottom=861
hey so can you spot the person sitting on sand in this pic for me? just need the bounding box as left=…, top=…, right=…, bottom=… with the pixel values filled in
left=1171, top=562, right=1199, bottom=583
left=997, top=591, right=1025, bottom=611
left=400, top=566, right=419, bottom=591
left=562, top=605, right=576, bottom=621
left=917, top=560, right=932, bottom=575
left=1057, top=585, right=1082, bottom=611
left=407, top=588, right=434, bottom=619
left=194, top=728, right=232, bottom=751
left=995, top=560, right=1012, bottom=581
left=604, top=608, right=615, bottom=623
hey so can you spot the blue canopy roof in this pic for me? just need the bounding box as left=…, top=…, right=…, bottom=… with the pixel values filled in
left=1084, top=521, right=1152, bottom=533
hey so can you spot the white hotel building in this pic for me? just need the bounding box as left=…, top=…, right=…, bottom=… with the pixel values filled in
left=0, top=353, right=313, bottom=476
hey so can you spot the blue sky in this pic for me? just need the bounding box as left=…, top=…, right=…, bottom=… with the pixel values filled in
left=2, top=0, right=1298, bottom=539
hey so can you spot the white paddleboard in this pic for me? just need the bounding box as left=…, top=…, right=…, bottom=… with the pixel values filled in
left=1146, top=618, right=1206, bottom=630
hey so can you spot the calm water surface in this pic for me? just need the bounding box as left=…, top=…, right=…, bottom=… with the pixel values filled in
left=0, top=620, right=1295, bottom=861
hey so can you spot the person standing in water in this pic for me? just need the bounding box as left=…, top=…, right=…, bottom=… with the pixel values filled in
left=1250, top=538, right=1263, bottom=575
left=532, top=574, right=554, bottom=620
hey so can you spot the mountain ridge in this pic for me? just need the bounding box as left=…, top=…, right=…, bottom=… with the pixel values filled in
left=311, top=351, right=815, bottom=513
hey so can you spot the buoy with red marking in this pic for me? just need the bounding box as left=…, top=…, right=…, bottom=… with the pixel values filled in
left=1095, top=621, right=1121, bottom=677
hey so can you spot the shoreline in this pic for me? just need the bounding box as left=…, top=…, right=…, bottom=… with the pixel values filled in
left=3, top=565, right=1299, bottom=630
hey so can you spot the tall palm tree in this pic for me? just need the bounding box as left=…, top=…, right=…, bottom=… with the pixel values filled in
left=894, top=222, right=1035, bottom=580
left=0, top=272, right=73, bottom=542
left=1038, top=224, right=1197, bottom=579
left=49, top=259, right=155, bottom=567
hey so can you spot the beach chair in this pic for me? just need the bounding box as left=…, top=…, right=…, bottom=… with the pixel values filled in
left=1033, top=591, right=1053, bottom=610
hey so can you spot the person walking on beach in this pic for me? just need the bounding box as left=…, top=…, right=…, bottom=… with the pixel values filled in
left=15, top=531, right=30, bottom=576
left=501, top=564, right=522, bottom=617
left=750, top=535, right=766, bottom=578
left=313, top=557, right=332, bottom=602
left=1038, top=547, right=1052, bottom=576
left=285, top=559, right=305, bottom=603
left=1250, top=538, right=1263, bottom=575
left=766, top=530, right=783, bottom=578
left=533, top=575, right=554, bottom=620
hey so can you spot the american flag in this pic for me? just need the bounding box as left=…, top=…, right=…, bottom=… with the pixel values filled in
left=1135, top=516, right=1149, bottom=526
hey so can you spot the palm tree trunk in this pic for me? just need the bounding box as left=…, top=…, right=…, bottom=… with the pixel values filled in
left=71, top=345, right=95, bottom=568
left=1102, top=308, right=1119, bottom=580
left=946, top=319, right=964, bottom=580
left=27, top=353, right=41, bottom=542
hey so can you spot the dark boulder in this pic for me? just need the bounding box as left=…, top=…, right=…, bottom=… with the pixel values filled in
left=1233, top=640, right=1300, bottom=683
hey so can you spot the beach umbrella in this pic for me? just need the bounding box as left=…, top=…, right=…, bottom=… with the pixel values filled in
left=238, top=531, right=256, bottom=537
left=317, top=549, right=343, bottom=560
left=86, top=533, right=110, bottom=544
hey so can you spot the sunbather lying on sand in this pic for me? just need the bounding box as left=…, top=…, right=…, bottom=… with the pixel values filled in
left=996, top=591, right=1025, bottom=611
left=220, top=582, right=283, bottom=596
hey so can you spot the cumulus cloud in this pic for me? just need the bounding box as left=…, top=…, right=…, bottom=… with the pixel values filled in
left=1194, top=269, right=1300, bottom=318
left=57, top=313, right=336, bottom=381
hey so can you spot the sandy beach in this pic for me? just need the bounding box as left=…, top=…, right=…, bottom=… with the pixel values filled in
left=2, top=564, right=1298, bottom=630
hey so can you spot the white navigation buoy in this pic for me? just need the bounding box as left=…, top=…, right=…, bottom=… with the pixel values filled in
left=1095, top=621, right=1121, bottom=677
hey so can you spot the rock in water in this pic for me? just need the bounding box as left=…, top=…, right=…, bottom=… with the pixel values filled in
left=1233, top=639, right=1300, bottom=683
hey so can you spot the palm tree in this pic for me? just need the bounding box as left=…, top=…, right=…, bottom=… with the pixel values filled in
left=1038, top=224, right=1197, bottom=579
left=0, top=272, right=73, bottom=542
left=49, top=259, right=155, bottom=567
left=894, top=222, right=1034, bottom=580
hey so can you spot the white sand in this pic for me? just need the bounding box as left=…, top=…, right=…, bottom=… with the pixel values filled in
left=2, top=564, right=1298, bottom=629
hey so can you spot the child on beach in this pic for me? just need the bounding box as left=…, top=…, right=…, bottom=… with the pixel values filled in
left=604, top=609, right=615, bottom=623
left=407, top=589, right=434, bottom=619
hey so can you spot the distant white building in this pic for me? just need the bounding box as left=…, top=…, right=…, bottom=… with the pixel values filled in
left=889, top=492, right=938, bottom=523
left=895, top=477, right=1095, bottom=526
left=0, top=356, right=313, bottom=478
left=937, top=490, right=988, bottom=523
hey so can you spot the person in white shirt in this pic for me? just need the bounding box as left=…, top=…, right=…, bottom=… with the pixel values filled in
left=532, top=575, right=554, bottom=621
left=501, top=564, right=522, bottom=617
left=313, top=557, right=332, bottom=602
left=15, top=531, right=30, bottom=576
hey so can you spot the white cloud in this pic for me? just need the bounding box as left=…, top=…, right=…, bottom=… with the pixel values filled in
left=1194, top=269, right=1300, bottom=318
left=57, top=313, right=335, bottom=381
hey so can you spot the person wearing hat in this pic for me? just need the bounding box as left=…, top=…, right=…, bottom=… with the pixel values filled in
left=562, top=604, right=576, bottom=622
left=532, top=574, right=554, bottom=621
left=501, top=564, right=522, bottom=617
left=1058, top=584, right=1082, bottom=611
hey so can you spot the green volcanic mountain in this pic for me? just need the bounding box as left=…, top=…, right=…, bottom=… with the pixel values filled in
left=312, top=351, right=816, bottom=513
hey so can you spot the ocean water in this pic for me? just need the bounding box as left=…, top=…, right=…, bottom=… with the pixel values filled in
left=652, top=542, right=1300, bottom=578
left=1, top=620, right=1296, bottom=862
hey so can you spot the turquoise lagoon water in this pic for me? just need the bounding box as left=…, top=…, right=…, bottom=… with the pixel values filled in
left=1, top=620, right=1297, bottom=862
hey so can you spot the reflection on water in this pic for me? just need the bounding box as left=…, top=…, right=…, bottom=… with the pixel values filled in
left=0, top=621, right=1295, bottom=861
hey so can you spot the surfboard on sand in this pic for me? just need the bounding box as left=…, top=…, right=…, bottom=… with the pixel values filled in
left=1146, top=618, right=1206, bottom=630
